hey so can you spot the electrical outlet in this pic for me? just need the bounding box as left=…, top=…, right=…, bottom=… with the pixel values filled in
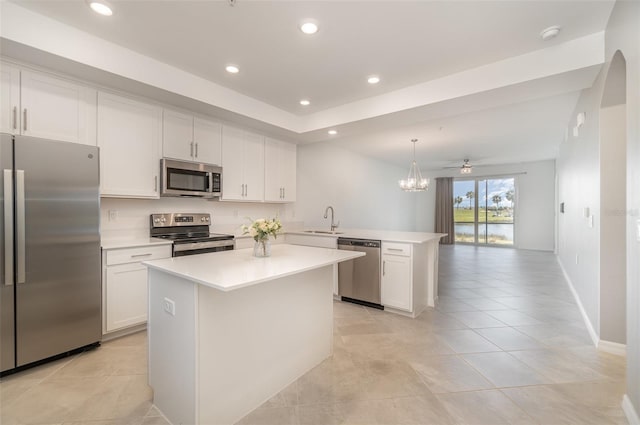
left=163, top=297, right=176, bottom=316
left=575, top=254, right=579, bottom=264
left=108, top=210, right=118, bottom=221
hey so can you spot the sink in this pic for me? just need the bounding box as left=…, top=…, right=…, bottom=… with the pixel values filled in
left=303, top=230, right=344, bottom=235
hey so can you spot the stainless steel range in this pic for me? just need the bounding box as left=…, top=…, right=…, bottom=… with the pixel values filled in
left=150, top=213, right=234, bottom=257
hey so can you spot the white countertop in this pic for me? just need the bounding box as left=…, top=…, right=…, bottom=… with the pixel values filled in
left=287, top=229, right=446, bottom=244
left=101, top=237, right=173, bottom=250
left=144, top=244, right=364, bottom=292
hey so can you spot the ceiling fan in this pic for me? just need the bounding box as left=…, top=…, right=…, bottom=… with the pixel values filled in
left=443, top=159, right=474, bottom=174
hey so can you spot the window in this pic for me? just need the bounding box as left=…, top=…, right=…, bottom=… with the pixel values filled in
left=453, top=177, right=515, bottom=246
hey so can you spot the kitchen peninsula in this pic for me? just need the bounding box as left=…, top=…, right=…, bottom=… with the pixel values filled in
left=143, top=244, right=364, bottom=425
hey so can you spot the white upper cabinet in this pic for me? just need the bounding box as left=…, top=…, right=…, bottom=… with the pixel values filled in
left=0, top=64, right=96, bottom=145
left=221, top=125, right=264, bottom=202
left=264, top=137, right=296, bottom=202
left=162, top=109, right=221, bottom=165
left=193, top=117, right=222, bottom=165
left=162, top=109, right=192, bottom=160
left=98, top=91, right=162, bottom=199
left=0, top=63, right=20, bottom=134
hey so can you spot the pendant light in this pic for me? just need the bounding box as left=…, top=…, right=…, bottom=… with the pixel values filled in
left=399, top=139, right=429, bottom=191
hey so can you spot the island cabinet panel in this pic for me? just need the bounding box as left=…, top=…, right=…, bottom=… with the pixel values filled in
left=221, top=125, right=264, bottom=201
left=264, top=137, right=296, bottom=202
left=1, top=63, right=97, bottom=145
left=148, top=264, right=334, bottom=425
left=163, top=109, right=222, bottom=165
left=97, top=92, right=162, bottom=198
left=381, top=242, right=413, bottom=312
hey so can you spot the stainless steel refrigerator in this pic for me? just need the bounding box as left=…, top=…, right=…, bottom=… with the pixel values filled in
left=1, top=133, right=101, bottom=374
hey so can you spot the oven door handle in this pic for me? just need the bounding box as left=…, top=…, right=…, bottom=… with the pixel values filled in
left=172, top=240, right=235, bottom=253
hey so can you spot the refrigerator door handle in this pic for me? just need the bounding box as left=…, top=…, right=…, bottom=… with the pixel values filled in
left=3, top=170, right=13, bottom=286
left=16, top=170, right=25, bottom=284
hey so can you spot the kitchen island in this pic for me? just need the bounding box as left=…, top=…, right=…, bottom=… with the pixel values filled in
left=143, top=244, right=365, bottom=425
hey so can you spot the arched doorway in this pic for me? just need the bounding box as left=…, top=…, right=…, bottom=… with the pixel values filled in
left=599, top=50, right=627, bottom=350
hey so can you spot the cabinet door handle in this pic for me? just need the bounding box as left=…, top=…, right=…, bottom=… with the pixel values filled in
left=23, top=109, right=27, bottom=132
left=383, top=260, right=386, bottom=276
left=387, top=248, right=403, bottom=252
left=154, top=176, right=158, bottom=192
left=195, top=143, right=198, bottom=158
left=283, top=187, right=285, bottom=199
left=241, top=184, right=245, bottom=197
left=131, top=253, right=153, bottom=258
left=190, top=142, right=194, bottom=157
left=12, top=107, right=17, bottom=130
left=245, top=184, right=248, bottom=197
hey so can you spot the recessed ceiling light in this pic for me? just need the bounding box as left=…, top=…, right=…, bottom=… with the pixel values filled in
left=225, top=65, right=239, bottom=74
left=540, top=26, right=561, bottom=41
left=299, top=99, right=310, bottom=106
left=367, top=76, right=380, bottom=84
left=87, top=0, right=113, bottom=16
left=299, top=20, right=319, bottom=35
left=328, top=130, right=337, bottom=135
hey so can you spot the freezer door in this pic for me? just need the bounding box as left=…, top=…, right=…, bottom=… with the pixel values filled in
left=1, top=133, right=15, bottom=372
left=14, top=136, right=101, bottom=366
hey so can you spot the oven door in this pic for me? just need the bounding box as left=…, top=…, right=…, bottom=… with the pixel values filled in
left=173, top=240, right=235, bottom=257
left=161, top=159, right=221, bottom=198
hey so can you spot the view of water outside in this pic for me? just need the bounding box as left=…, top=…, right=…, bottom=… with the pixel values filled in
left=453, top=178, right=515, bottom=245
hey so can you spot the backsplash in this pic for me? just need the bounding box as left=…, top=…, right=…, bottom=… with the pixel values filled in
left=100, top=197, right=301, bottom=239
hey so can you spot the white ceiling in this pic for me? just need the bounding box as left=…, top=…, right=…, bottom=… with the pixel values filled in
left=5, top=0, right=616, bottom=168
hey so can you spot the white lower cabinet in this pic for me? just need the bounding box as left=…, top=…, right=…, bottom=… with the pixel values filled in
left=102, top=244, right=171, bottom=334
left=105, top=262, right=148, bottom=332
left=381, top=242, right=413, bottom=312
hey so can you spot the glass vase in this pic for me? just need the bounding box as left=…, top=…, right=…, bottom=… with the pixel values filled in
left=253, top=238, right=271, bottom=257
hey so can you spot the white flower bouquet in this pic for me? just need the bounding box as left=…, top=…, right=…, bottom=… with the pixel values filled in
left=241, top=217, right=283, bottom=242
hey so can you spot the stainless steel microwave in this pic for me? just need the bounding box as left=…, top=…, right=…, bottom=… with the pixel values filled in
left=160, top=158, right=222, bottom=198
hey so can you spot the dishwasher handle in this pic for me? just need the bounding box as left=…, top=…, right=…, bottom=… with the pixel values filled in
left=337, top=238, right=381, bottom=248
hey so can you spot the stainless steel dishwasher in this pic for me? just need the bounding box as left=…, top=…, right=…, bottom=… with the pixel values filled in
left=337, top=238, right=383, bottom=308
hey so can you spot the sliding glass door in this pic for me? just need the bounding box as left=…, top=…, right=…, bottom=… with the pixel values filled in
left=453, top=177, right=515, bottom=246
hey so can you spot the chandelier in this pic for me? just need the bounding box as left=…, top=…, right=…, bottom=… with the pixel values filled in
left=399, top=139, right=429, bottom=192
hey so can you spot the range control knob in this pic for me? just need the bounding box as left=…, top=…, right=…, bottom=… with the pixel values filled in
left=154, top=218, right=160, bottom=223
left=205, top=217, right=210, bottom=222
left=201, top=217, right=206, bottom=222
left=160, top=217, right=166, bottom=223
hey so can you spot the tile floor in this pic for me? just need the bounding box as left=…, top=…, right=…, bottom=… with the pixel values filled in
left=0, top=245, right=628, bottom=425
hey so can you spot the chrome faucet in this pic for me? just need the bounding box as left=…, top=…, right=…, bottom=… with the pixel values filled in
left=324, top=206, right=340, bottom=231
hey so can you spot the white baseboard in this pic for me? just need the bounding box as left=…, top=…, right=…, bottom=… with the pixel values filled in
left=623, top=394, right=640, bottom=425
left=556, top=257, right=599, bottom=347
left=597, top=339, right=627, bottom=357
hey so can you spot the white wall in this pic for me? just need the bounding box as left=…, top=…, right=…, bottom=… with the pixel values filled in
left=557, top=0, right=640, bottom=420
left=100, top=197, right=298, bottom=239
left=296, top=143, right=420, bottom=231
left=429, top=160, right=556, bottom=251
left=600, top=104, right=626, bottom=345
left=557, top=82, right=603, bottom=339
